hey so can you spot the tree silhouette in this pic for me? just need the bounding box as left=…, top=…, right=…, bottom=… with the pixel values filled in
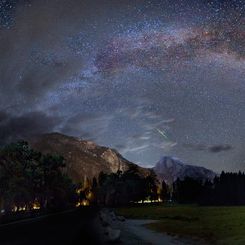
left=0, top=141, right=76, bottom=213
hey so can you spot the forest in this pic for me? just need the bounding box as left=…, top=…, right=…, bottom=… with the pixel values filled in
left=173, top=172, right=245, bottom=205
left=0, top=141, right=245, bottom=222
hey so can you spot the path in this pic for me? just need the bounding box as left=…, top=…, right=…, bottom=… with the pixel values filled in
left=119, top=219, right=192, bottom=245
left=96, top=209, right=198, bottom=244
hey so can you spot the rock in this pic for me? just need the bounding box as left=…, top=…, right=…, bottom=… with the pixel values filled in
left=99, top=211, right=110, bottom=227
left=105, top=226, right=121, bottom=242
left=109, top=210, right=117, bottom=221
left=117, top=216, right=125, bottom=222
left=154, top=156, right=217, bottom=185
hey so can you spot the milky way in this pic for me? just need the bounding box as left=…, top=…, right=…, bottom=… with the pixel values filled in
left=0, top=0, right=244, bottom=172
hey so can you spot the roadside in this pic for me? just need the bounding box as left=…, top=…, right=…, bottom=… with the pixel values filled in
left=95, top=208, right=195, bottom=244
left=0, top=207, right=101, bottom=245
left=119, top=219, right=190, bottom=245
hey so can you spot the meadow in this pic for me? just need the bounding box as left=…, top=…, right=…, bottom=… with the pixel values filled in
left=116, top=204, right=245, bottom=245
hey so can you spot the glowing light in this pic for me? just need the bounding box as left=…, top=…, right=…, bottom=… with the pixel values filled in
left=76, top=199, right=90, bottom=207
left=86, top=191, right=93, bottom=200
left=12, top=206, right=18, bottom=212
left=76, top=188, right=82, bottom=194
left=134, top=199, right=163, bottom=204
left=19, top=206, right=27, bottom=211
left=32, top=202, right=41, bottom=210
left=82, top=200, right=89, bottom=206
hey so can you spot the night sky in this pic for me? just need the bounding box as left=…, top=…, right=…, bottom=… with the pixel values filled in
left=0, top=0, right=244, bottom=172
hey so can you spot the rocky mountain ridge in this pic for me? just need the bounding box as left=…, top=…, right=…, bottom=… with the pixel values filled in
left=29, top=133, right=151, bottom=185
left=29, top=133, right=216, bottom=186
left=154, top=156, right=217, bottom=184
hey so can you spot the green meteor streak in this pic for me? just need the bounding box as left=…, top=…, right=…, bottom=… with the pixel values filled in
left=156, top=128, right=168, bottom=140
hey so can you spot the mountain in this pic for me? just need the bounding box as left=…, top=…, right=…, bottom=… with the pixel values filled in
left=29, top=133, right=215, bottom=187
left=154, top=156, right=216, bottom=185
left=29, top=133, right=151, bottom=185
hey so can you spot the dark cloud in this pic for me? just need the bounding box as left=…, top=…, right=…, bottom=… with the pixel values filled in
left=0, top=111, right=8, bottom=123
left=0, top=111, right=61, bottom=145
left=208, top=144, right=232, bottom=153
left=183, top=143, right=233, bottom=153
left=0, top=0, right=91, bottom=111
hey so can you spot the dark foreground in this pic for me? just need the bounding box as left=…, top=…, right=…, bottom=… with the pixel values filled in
left=0, top=207, right=102, bottom=245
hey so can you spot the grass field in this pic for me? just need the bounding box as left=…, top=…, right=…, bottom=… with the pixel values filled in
left=116, top=204, right=245, bottom=245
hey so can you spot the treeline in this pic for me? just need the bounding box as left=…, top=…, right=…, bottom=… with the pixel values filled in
left=173, top=172, right=245, bottom=205
left=91, top=166, right=160, bottom=206
left=0, top=141, right=162, bottom=214
left=0, top=141, right=76, bottom=213
left=6, top=141, right=245, bottom=212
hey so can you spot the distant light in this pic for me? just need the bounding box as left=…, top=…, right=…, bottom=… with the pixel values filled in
left=19, top=206, right=27, bottom=211
left=134, top=199, right=163, bottom=204
left=12, top=206, right=18, bottom=212
left=76, top=199, right=90, bottom=207
left=32, top=203, right=41, bottom=210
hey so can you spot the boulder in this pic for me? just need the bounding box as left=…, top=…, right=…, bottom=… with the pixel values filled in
left=105, top=226, right=121, bottom=242
left=117, top=216, right=125, bottom=222
left=99, top=211, right=110, bottom=227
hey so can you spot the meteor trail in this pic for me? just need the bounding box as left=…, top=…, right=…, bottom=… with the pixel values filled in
left=156, top=128, right=168, bottom=140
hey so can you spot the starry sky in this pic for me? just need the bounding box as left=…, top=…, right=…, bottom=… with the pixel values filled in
left=0, top=0, right=244, bottom=172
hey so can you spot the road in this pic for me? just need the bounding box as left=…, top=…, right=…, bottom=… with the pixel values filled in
left=94, top=209, right=195, bottom=244
left=119, top=219, right=195, bottom=245
left=0, top=208, right=102, bottom=245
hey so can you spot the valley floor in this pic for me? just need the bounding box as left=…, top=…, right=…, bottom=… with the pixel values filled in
left=116, top=204, right=245, bottom=245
